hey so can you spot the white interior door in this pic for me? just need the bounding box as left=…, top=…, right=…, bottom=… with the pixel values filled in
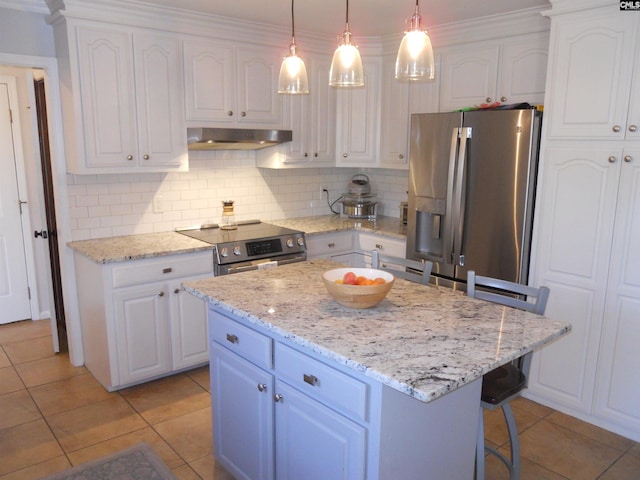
left=0, top=81, right=31, bottom=323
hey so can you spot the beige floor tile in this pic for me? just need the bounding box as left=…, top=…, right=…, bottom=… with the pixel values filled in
left=121, top=374, right=210, bottom=425
left=0, top=347, right=10, bottom=368
left=30, top=372, right=112, bottom=417
left=484, top=453, right=568, bottom=480
left=483, top=404, right=541, bottom=447
left=154, top=407, right=213, bottom=463
left=186, top=365, right=210, bottom=392
left=0, top=320, right=51, bottom=345
left=3, top=335, right=55, bottom=365
left=67, top=427, right=185, bottom=469
left=0, top=389, right=42, bottom=430
left=546, top=411, right=636, bottom=452
left=0, top=456, right=71, bottom=480
left=15, top=353, right=86, bottom=388
left=189, top=453, right=235, bottom=480
left=46, top=396, right=147, bottom=453
left=598, top=453, right=640, bottom=480
left=513, top=396, right=555, bottom=419
left=520, top=420, right=624, bottom=480
left=0, top=419, right=64, bottom=476
left=0, top=366, right=24, bottom=394
left=172, top=463, right=202, bottom=480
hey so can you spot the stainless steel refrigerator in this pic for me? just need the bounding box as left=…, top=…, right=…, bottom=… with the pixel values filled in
left=406, top=108, right=542, bottom=287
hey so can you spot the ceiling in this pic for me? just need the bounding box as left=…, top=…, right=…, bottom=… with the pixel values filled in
left=130, top=0, right=551, bottom=37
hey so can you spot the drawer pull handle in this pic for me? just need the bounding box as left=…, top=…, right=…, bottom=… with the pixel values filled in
left=162, top=267, right=173, bottom=274
left=257, top=383, right=267, bottom=392
left=226, top=333, right=239, bottom=344
left=375, top=244, right=383, bottom=249
left=303, top=374, right=318, bottom=386
left=328, top=242, right=336, bottom=248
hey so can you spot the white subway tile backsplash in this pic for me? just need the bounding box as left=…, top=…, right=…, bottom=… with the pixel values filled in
left=66, top=152, right=410, bottom=240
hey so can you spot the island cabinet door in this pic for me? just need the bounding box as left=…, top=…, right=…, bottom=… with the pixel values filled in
left=210, top=343, right=275, bottom=480
left=274, top=379, right=366, bottom=480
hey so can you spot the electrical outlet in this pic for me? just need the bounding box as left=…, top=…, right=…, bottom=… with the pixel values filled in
left=153, top=194, right=166, bottom=214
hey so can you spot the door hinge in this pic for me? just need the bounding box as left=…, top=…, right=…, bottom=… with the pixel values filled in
left=9, top=108, right=13, bottom=124
left=27, top=287, right=31, bottom=300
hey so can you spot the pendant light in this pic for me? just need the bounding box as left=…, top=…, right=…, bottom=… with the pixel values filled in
left=278, top=0, right=309, bottom=94
left=395, top=0, right=435, bottom=81
left=329, top=0, right=364, bottom=87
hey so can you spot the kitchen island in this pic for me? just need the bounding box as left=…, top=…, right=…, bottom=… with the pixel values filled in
left=184, top=259, right=571, bottom=480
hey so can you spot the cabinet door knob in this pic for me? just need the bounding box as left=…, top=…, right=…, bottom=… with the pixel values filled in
left=629, top=124, right=638, bottom=133
left=158, top=291, right=165, bottom=297
left=343, top=153, right=348, bottom=158
left=485, top=97, right=493, bottom=103
left=500, top=96, right=507, bottom=102
left=608, top=156, right=617, bottom=163
left=274, top=393, right=284, bottom=402
left=227, top=111, right=233, bottom=116
left=399, top=154, right=404, bottom=159
left=143, top=154, right=149, bottom=160
left=241, top=111, right=247, bottom=117
left=304, top=153, right=308, bottom=157
left=314, top=153, right=318, bottom=157
left=127, top=155, right=133, bottom=160
left=375, top=244, right=383, bottom=250
left=624, top=155, right=632, bottom=163
left=174, top=288, right=180, bottom=294
left=257, top=383, right=267, bottom=392
left=612, top=125, right=621, bottom=133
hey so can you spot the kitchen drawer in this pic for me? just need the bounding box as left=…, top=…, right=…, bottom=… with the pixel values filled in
left=306, top=231, right=354, bottom=257
left=210, top=311, right=272, bottom=369
left=358, top=233, right=406, bottom=257
left=275, top=343, right=368, bottom=422
left=111, top=251, right=213, bottom=288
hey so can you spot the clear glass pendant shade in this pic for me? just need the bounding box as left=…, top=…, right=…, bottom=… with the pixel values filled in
left=395, top=1, right=435, bottom=81
left=278, top=43, right=309, bottom=94
left=278, top=0, right=309, bottom=94
left=329, top=0, right=364, bottom=87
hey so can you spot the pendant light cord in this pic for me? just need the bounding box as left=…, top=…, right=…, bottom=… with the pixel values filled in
left=291, top=0, right=295, bottom=39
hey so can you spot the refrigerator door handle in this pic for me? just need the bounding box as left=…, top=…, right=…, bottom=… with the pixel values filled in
left=452, top=127, right=472, bottom=266
left=445, top=128, right=461, bottom=265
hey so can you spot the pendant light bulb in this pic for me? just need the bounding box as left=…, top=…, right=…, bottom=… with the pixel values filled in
left=395, top=0, right=435, bottom=81
left=329, top=0, right=364, bottom=87
left=278, top=0, right=309, bottom=94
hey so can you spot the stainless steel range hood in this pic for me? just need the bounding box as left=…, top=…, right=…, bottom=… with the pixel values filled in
left=187, top=127, right=292, bottom=151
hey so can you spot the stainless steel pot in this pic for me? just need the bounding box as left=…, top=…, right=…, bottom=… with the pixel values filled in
left=341, top=200, right=378, bottom=219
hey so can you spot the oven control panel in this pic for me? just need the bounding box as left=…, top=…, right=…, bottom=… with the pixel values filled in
left=215, top=233, right=306, bottom=265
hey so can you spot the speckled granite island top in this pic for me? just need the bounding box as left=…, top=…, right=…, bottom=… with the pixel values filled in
left=184, top=259, right=571, bottom=403
left=68, top=232, right=213, bottom=263
left=270, top=214, right=407, bottom=239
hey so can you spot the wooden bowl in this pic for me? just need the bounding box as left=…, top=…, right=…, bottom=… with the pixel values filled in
left=322, top=268, right=395, bottom=309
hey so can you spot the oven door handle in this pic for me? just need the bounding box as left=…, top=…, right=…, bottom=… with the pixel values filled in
left=221, top=254, right=307, bottom=275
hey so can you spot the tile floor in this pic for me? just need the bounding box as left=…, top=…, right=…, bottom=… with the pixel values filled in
left=1, top=319, right=639, bottom=480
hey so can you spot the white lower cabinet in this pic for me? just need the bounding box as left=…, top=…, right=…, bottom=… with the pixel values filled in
left=210, top=310, right=365, bottom=480
left=208, top=306, right=481, bottom=480
left=74, top=250, right=212, bottom=390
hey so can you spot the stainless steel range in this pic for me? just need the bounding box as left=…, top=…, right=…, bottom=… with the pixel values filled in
left=176, top=220, right=306, bottom=276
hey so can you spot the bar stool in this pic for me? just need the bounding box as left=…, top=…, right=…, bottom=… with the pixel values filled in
left=467, top=270, right=550, bottom=480
left=371, top=250, right=432, bottom=285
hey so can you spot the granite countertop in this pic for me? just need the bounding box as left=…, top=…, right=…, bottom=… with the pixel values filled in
left=184, top=259, right=571, bottom=404
left=68, top=232, right=213, bottom=264
left=68, top=215, right=406, bottom=263
left=270, top=214, right=407, bottom=239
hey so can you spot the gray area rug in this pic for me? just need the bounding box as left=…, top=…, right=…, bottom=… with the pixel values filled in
left=42, top=443, right=177, bottom=480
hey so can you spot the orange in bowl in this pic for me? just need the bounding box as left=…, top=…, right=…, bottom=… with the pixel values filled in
left=322, top=268, right=395, bottom=309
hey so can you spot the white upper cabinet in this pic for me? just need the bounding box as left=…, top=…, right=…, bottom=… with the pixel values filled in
left=545, top=12, right=640, bottom=140
left=379, top=54, right=410, bottom=169
left=256, top=53, right=336, bottom=168
left=335, top=58, right=382, bottom=166
left=439, top=32, right=548, bottom=111
left=183, top=38, right=282, bottom=128
left=58, top=22, right=187, bottom=173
